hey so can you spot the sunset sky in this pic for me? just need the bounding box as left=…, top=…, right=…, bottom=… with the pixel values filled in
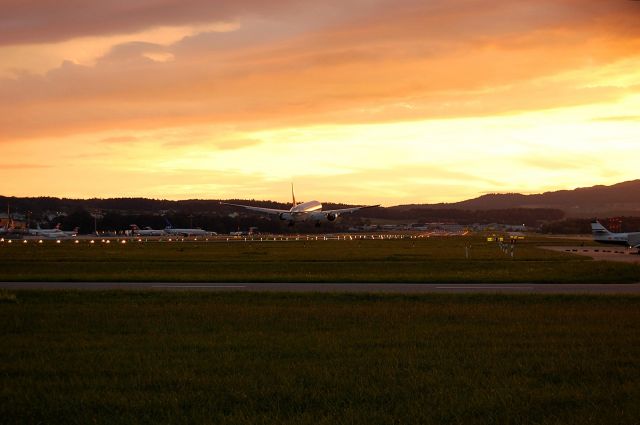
left=1, top=0, right=639, bottom=205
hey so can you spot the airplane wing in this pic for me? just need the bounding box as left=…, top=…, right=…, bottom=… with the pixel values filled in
left=324, top=205, right=380, bottom=216
left=220, top=202, right=289, bottom=215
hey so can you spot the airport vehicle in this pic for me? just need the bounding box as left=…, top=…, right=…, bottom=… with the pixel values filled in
left=221, top=184, right=379, bottom=226
left=163, top=219, right=212, bottom=236
left=130, top=224, right=166, bottom=236
left=591, top=220, right=640, bottom=248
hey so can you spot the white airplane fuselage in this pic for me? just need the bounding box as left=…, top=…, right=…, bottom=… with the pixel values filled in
left=135, top=229, right=166, bottom=236
left=28, top=228, right=70, bottom=238
left=164, top=228, right=210, bottom=236
left=278, top=200, right=330, bottom=222
left=591, top=220, right=640, bottom=248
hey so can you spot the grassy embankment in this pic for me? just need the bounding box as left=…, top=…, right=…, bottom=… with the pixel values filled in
left=0, top=236, right=638, bottom=282
left=1, top=291, right=640, bottom=424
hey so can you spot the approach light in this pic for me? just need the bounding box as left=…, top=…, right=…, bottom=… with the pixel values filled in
left=105, top=240, right=111, bottom=244
left=138, top=238, right=142, bottom=242
left=168, top=238, right=173, bottom=242
left=56, top=240, right=61, bottom=244
left=38, top=240, right=43, bottom=244
left=7, top=239, right=12, bottom=244
left=74, top=240, right=80, bottom=244
left=121, top=240, right=126, bottom=244
left=90, top=240, right=95, bottom=244
left=23, top=240, right=27, bottom=244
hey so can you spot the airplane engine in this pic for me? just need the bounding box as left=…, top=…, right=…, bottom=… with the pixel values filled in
left=326, top=213, right=338, bottom=222
left=279, top=213, right=293, bottom=221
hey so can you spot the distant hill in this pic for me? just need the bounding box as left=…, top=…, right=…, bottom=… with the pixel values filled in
left=1, top=179, right=639, bottom=222
left=395, top=180, right=640, bottom=217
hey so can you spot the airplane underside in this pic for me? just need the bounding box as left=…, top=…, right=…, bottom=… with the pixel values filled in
left=287, top=220, right=323, bottom=227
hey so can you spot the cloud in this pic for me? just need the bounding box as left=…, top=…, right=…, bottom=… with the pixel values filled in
left=161, top=136, right=263, bottom=150
left=591, top=115, right=640, bottom=122
left=100, top=136, right=140, bottom=144
left=0, top=163, right=52, bottom=170
left=0, top=0, right=300, bottom=45
left=0, top=0, right=639, bottom=142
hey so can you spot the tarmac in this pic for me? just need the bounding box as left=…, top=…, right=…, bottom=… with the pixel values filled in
left=541, top=246, right=640, bottom=263
left=2, top=282, right=640, bottom=294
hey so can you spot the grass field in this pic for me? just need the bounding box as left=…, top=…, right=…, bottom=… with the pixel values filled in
left=2, top=291, right=640, bottom=424
left=1, top=236, right=639, bottom=283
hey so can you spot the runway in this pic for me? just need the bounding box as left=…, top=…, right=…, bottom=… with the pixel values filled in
left=2, top=282, right=640, bottom=294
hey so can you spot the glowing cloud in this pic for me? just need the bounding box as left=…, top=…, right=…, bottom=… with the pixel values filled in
left=1, top=0, right=639, bottom=203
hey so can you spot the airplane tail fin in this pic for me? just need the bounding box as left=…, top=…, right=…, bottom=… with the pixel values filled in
left=591, top=220, right=611, bottom=236
left=291, top=183, right=297, bottom=207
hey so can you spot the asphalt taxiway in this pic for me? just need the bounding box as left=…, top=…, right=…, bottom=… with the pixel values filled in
left=2, top=282, right=640, bottom=294
left=542, top=246, right=640, bottom=263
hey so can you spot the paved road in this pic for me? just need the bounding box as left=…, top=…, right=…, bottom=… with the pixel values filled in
left=2, top=282, right=640, bottom=294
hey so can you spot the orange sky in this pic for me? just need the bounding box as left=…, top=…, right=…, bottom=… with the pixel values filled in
left=1, top=0, right=639, bottom=205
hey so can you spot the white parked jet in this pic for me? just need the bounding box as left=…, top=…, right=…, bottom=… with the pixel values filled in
left=28, top=224, right=74, bottom=238
left=591, top=220, right=640, bottom=248
left=163, top=219, right=213, bottom=236
left=130, top=224, right=166, bottom=236
left=221, top=185, right=379, bottom=226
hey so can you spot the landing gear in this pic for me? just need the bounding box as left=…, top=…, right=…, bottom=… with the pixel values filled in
left=315, top=221, right=321, bottom=228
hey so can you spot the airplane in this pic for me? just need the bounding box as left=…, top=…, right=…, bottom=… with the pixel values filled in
left=591, top=220, right=640, bottom=248
left=27, top=223, right=72, bottom=238
left=163, top=219, right=214, bottom=236
left=221, top=184, right=379, bottom=226
left=130, top=224, right=166, bottom=236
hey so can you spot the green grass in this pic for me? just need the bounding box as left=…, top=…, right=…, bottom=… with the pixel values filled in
left=2, top=291, right=640, bottom=424
left=1, top=237, right=638, bottom=282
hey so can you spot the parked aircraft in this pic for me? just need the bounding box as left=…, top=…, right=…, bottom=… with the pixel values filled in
left=130, top=224, right=166, bottom=236
left=221, top=184, right=379, bottom=226
left=591, top=220, right=640, bottom=248
left=28, top=224, right=72, bottom=238
left=163, top=219, right=213, bottom=236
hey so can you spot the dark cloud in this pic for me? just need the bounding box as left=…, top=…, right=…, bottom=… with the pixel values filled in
left=0, top=0, right=299, bottom=45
